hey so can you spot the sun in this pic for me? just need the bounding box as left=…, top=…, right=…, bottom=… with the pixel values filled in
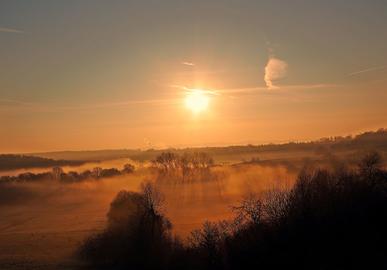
left=184, top=89, right=210, bottom=114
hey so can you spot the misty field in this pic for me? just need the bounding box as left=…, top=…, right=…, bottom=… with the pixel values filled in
left=1, top=130, right=387, bottom=269
left=0, top=159, right=295, bottom=269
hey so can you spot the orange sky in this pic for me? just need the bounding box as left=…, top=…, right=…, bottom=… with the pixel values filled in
left=1, top=1, right=387, bottom=153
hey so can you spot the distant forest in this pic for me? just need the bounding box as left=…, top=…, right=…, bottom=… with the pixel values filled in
left=129, top=128, right=387, bottom=161
left=2, top=128, right=387, bottom=167
left=45, top=128, right=386, bottom=162
left=0, top=155, right=85, bottom=171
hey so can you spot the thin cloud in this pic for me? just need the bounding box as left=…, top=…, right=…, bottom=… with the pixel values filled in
left=182, top=61, right=195, bottom=66
left=0, top=27, right=24, bottom=34
left=280, top=83, right=339, bottom=90
left=169, top=83, right=337, bottom=98
left=83, top=98, right=180, bottom=109
left=169, top=85, right=220, bottom=96
left=216, top=83, right=338, bottom=95
left=348, top=65, right=387, bottom=76
left=3, top=82, right=339, bottom=114
left=264, top=57, right=288, bottom=89
left=0, top=97, right=181, bottom=113
left=0, top=98, right=35, bottom=106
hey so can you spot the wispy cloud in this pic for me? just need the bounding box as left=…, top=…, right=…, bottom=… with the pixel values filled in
left=0, top=97, right=181, bottom=113
left=169, top=84, right=221, bottom=96
left=348, top=65, right=387, bottom=76
left=182, top=61, right=195, bottom=66
left=0, top=98, right=35, bottom=106
left=0, top=27, right=24, bottom=34
left=215, top=83, right=338, bottom=95
left=81, top=98, right=180, bottom=109
left=2, top=82, right=339, bottom=114
left=170, top=83, right=337, bottom=98
left=264, top=57, right=288, bottom=89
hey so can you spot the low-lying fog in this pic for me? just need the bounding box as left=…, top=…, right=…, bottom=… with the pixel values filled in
left=0, top=160, right=296, bottom=266
left=0, top=158, right=135, bottom=177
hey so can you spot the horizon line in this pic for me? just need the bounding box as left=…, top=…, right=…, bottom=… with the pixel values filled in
left=2, top=127, right=384, bottom=156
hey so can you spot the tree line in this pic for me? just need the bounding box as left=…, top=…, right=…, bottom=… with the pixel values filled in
left=0, top=154, right=85, bottom=171
left=0, top=163, right=135, bottom=184
left=79, top=152, right=387, bottom=269
left=152, top=151, right=214, bottom=178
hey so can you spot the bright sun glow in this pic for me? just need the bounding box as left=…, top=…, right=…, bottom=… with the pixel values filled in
left=185, top=89, right=210, bottom=114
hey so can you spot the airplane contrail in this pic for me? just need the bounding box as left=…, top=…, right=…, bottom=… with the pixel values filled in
left=348, top=65, right=387, bottom=76
left=0, top=27, right=24, bottom=34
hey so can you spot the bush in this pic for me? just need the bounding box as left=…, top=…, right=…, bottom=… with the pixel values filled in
left=79, top=182, right=178, bottom=269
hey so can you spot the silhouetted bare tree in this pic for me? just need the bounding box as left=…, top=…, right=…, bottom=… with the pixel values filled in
left=152, top=151, right=214, bottom=181
left=80, top=182, right=176, bottom=269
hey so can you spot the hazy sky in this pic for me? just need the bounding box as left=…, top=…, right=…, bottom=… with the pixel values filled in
left=1, top=0, right=387, bottom=152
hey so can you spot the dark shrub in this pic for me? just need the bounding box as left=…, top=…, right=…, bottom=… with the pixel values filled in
left=223, top=157, right=387, bottom=270
left=79, top=182, right=178, bottom=269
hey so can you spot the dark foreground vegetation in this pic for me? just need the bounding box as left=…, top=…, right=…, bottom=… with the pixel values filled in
left=79, top=152, right=387, bottom=269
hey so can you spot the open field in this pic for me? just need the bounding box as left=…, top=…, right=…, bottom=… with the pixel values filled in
left=0, top=162, right=296, bottom=269
left=1, top=130, right=386, bottom=269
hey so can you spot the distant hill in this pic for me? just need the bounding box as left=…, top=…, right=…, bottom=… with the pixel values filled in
left=126, top=128, right=387, bottom=162
left=0, top=155, right=85, bottom=171
left=29, top=149, right=142, bottom=161
left=27, top=128, right=387, bottom=163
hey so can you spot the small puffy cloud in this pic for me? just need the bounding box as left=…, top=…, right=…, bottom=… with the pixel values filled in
left=182, top=61, right=195, bottom=66
left=264, top=57, right=288, bottom=89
